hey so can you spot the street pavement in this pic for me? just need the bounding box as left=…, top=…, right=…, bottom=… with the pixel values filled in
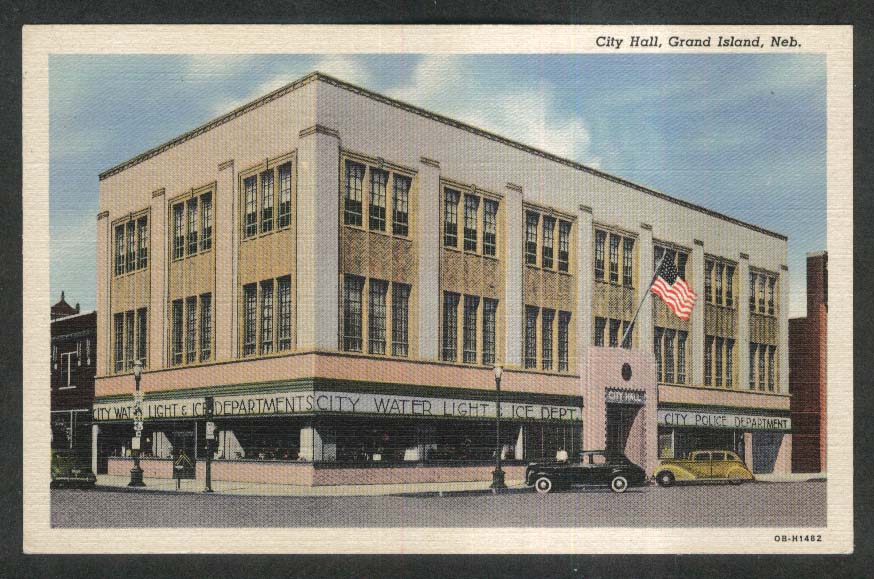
left=51, top=480, right=826, bottom=528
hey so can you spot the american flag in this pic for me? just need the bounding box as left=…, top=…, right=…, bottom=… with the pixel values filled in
left=651, top=258, right=697, bottom=320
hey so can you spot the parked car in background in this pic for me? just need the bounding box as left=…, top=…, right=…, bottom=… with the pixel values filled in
left=50, top=449, right=96, bottom=489
left=526, top=450, right=648, bottom=494
left=654, top=450, right=754, bottom=487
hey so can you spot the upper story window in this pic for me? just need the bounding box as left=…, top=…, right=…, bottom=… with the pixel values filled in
left=173, top=189, right=213, bottom=260
left=344, top=156, right=413, bottom=238
left=749, top=271, right=778, bottom=316
left=244, top=176, right=258, bottom=237
left=186, top=198, right=199, bottom=255
left=483, top=199, right=498, bottom=257
left=443, top=188, right=459, bottom=247
left=704, top=257, right=736, bottom=307
left=170, top=294, right=212, bottom=366
left=369, top=168, right=388, bottom=231
left=260, top=169, right=274, bottom=233
left=392, top=175, right=410, bottom=237
left=608, top=234, right=620, bottom=283
left=242, top=276, right=292, bottom=357
left=444, top=184, right=498, bottom=256
left=114, top=214, right=149, bottom=276
left=525, top=211, right=539, bottom=265
left=200, top=193, right=212, bottom=251
left=542, top=217, right=555, bottom=269
left=594, top=230, right=606, bottom=280
left=558, top=221, right=571, bottom=272
left=277, top=163, right=292, bottom=229
left=243, top=158, right=294, bottom=240
left=463, top=194, right=479, bottom=252
left=113, top=307, right=148, bottom=373
left=344, top=161, right=365, bottom=227
left=595, top=228, right=634, bottom=286
left=654, top=245, right=689, bottom=281
left=622, top=237, right=634, bottom=287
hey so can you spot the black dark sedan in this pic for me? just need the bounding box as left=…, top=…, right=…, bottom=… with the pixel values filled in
left=525, top=450, right=648, bottom=493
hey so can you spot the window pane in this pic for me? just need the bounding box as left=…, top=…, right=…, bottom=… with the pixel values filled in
left=260, top=280, right=274, bottom=354
left=482, top=199, right=498, bottom=256
left=186, top=198, right=198, bottom=255
left=758, top=344, right=766, bottom=390
left=199, top=294, right=212, bottom=361
left=594, top=230, right=606, bottom=280
left=725, top=338, right=733, bottom=387
left=114, top=313, right=124, bottom=371
left=137, top=217, right=149, bottom=269
left=260, top=170, right=274, bottom=233
left=749, top=272, right=757, bottom=312
left=342, top=275, right=364, bottom=352
left=557, top=312, right=570, bottom=371
left=277, top=277, right=292, bottom=351
left=749, top=343, right=756, bottom=389
left=344, top=161, right=364, bottom=227
left=443, top=189, right=459, bottom=247
left=609, top=319, right=620, bottom=348
left=704, top=335, right=713, bottom=386
left=768, top=277, right=776, bottom=315
left=524, top=306, right=538, bottom=368
left=442, top=292, right=459, bottom=361
left=654, top=327, right=663, bottom=382
left=185, top=297, right=197, bottom=362
left=392, top=174, right=410, bottom=237
left=172, top=300, right=184, bottom=364
left=115, top=225, right=125, bottom=275
left=369, top=168, right=388, bottom=231
left=677, top=331, right=687, bottom=384
left=725, top=265, right=734, bottom=307
left=767, top=346, right=775, bottom=391
left=278, top=163, right=292, bottom=229
left=715, top=337, right=723, bottom=387
left=621, top=320, right=632, bottom=349
left=200, top=193, right=212, bottom=251
left=391, top=283, right=410, bottom=356
left=244, top=176, right=257, bottom=238
left=482, top=298, right=497, bottom=365
left=525, top=212, right=539, bottom=265
left=368, top=279, right=388, bottom=354
left=609, top=234, right=619, bottom=283
left=558, top=221, right=570, bottom=272
left=463, top=295, right=479, bottom=363
left=705, top=260, right=714, bottom=303
left=173, top=204, right=185, bottom=258
left=126, top=221, right=136, bottom=272
left=622, top=237, right=634, bottom=287
left=136, top=308, right=148, bottom=366
left=664, top=329, right=675, bottom=383
left=124, top=311, right=134, bottom=369
left=594, top=316, right=605, bottom=347
left=463, top=195, right=479, bottom=252
left=541, top=309, right=554, bottom=370
left=243, top=285, right=257, bottom=356
left=542, top=217, right=555, bottom=269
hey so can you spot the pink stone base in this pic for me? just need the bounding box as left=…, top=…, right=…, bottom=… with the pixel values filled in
left=313, top=464, right=527, bottom=486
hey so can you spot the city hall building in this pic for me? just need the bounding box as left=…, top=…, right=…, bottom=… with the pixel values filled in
left=92, top=72, right=792, bottom=486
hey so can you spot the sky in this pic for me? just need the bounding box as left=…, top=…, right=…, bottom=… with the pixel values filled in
left=49, top=53, right=826, bottom=317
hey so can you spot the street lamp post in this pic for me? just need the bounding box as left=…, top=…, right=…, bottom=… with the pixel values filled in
left=490, top=365, right=507, bottom=491
left=128, top=360, right=145, bottom=487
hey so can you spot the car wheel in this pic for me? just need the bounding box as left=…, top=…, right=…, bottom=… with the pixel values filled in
left=728, top=478, right=744, bottom=485
left=656, top=471, right=675, bottom=487
left=610, top=475, right=629, bottom=493
left=534, top=476, right=554, bottom=494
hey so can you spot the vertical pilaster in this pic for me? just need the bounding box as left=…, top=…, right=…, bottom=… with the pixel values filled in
left=503, top=183, right=524, bottom=366
left=296, top=125, right=341, bottom=350
left=576, top=205, right=593, bottom=373
left=737, top=253, right=750, bottom=390
left=148, top=189, right=166, bottom=369
left=417, top=157, right=441, bottom=360
left=779, top=264, right=790, bottom=393
left=96, top=211, right=110, bottom=375
left=691, top=239, right=705, bottom=386
left=215, top=161, right=236, bottom=360
left=637, top=223, right=654, bottom=353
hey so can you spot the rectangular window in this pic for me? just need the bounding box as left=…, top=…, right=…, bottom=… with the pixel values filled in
left=525, top=212, right=539, bottom=265
left=654, top=327, right=663, bottom=382
left=609, top=318, right=620, bottom=348
left=114, top=313, right=124, bottom=371
left=114, top=225, right=125, bottom=275
left=705, top=260, right=714, bottom=303
left=243, top=176, right=257, bottom=238
left=677, top=331, right=688, bottom=384
left=609, top=234, right=620, bottom=283
left=185, top=296, right=197, bottom=363
left=172, top=300, right=184, bottom=364
left=558, top=221, right=570, bottom=272
left=749, top=272, right=757, bottom=312
left=768, top=346, right=776, bottom=391
left=623, top=237, right=634, bottom=287
left=136, top=308, right=147, bottom=366
left=136, top=217, right=148, bottom=269
left=542, top=217, right=555, bottom=269
left=704, top=335, right=713, bottom=386
left=725, top=338, right=734, bottom=388
left=758, top=274, right=766, bottom=313
left=749, top=343, right=756, bottom=390
left=242, top=284, right=257, bottom=356
left=443, top=189, right=459, bottom=247
left=186, top=198, right=198, bottom=256
left=758, top=344, right=766, bottom=391
left=463, top=195, right=479, bottom=252
left=368, top=279, right=388, bottom=355
left=482, top=199, right=498, bottom=257
left=768, top=277, right=776, bottom=315
left=725, top=265, right=734, bottom=307
left=277, top=276, right=292, bottom=351
left=124, top=311, right=134, bottom=370
left=344, top=161, right=364, bottom=227
left=524, top=306, right=538, bottom=369
left=677, top=252, right=688, bottom=280
left=260, top=280, right=274, bottom=354
left=715, top=337, right=724, bottom=387
left=463, top=295, right=479, bottom=363
left=715, top=263, right=724, bottom=306
left=541, top=309, right=554, bottom=370
left=664, top=329, right=675, bottom=383
left=594, top=230, right=606, bottom=280
left=391, top=283, right=410, bottom=357
left=442, top=292, right=459, bottom=361
left=392, top=174, right=410, bottom=237
left=369, top=168, right=388, bottom=231
left=199, top=294, right=212, bottom=361
left=173, top=203, right=185, bottom=258
left=125, top=221, right=135, bottom=272
left=558, top=312, right=570, bottom=372
left=594, top=316, right=606, bottom=347
left=260, top=170, right=274, bottom=233
left=277, top=162, right=292, bottom=229
left=342, top=275, right=364, bottom=352
left=482, top=298, right=497, bottom=366
left=200, top=193, right=212, bottom=251
left=621, top=320, right=632, bottom=349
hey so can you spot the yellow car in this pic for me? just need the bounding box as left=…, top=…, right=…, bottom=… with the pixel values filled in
left=654, top=450, right=754, bottom=487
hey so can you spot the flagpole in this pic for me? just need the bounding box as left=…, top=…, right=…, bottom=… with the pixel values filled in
left=620, top=250, right=668, bottom=348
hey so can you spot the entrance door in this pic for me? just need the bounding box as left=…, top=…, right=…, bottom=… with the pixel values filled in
left=605, top=404, right=640, bottom=457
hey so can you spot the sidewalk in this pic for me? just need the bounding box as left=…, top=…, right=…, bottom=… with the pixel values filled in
left=95, top=474, right=529, bottom=497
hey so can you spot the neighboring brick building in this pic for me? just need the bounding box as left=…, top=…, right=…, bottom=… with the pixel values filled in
left=789, top=251, right=827, bottom=473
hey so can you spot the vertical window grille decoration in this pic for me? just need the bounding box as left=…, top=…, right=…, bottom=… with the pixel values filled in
left=748, top=343, right=756, bottom=389
left=594, top=316, right=606, bottom=347
left=136, top=217, right=148, bottom=269
left=186, top=198, right=198, bottom=256
left=558, top=221, right=571, bottom=272
left=125, top=221, right=136, bottom=272
left=243, top=176, right=258, bottom=238
left=541, top=217, right=555, bottom=269
left=758, top=344, right=766, bottom=391
left=608, top=319, right=621, bottom=348
left=185, top=296, right=197, bottom=363
left=622, top=237, right=634, bottom=287
left=369, top=168, right=388, bottom=231
left=442, top=292, right=459, bottom=361
left=124, top=311, right=134, bottom=370
left=277, top=277, right=292, bottom=351
left=525, top=211, right=539, bottom=265
left=608, top=234, right=620, bottom=283
left=463, top=295, right=479, bottom=363
left=715, top=263, right=724, bottom=306
left=557, top=311, right=570, bottom=371
left=260, top=169, right=274, bottom=233
left=541, top=309, right=554, bottom=370
left=758, top=274, right=766, bottom=313
left=664, top=329, right=676, bottom=383
left=114, top=313, right=124, bottom=371
left=621, top=320, right=632, bottom=349
left=368, top=279, right=388, bottom=355
left=677, top=330, right=688, bottom=384
left=463, top=194, right=479, bottom=252
left=242, top=284, right=257, bottom=356
left=200, top=193, right=212, bottom=251
left=482, top=298, right=497, bottom=366
left=594, top=230, right=606, bottom=280
left=391, top=283, right=410, bottom=357
left=260, top=280, right=274, bottom=354
left=392, top=174, right=410, bottom=237
left=136, top=308, right=147, bottom=366
left=443, top=189, right=459, bottom=247
left=704, top=260, right=714, bottom=303
left=725, top=338, right=734, bottom=387
left=173, top=203, right=185, bottom=259
left=725, top=265, right=735, bottom=307
left=342, top=275, right=364, bottom=352
left=277, top=162, right=292, bottom=229
left=344, top=161, right=364, bottom=227
left=114, top=225, right=125, bottom=275
left=715, top=337, right=724, bottom=387
left=524, top=306, right=538, bottom=369
left=172, top=300, right=184, bottom=364
left=768, top=277, right=776, bottom=315
left=654, top=327, right=663, bottom=382
left=704, top=335, right=713, bottom=386
left=199, top=294, right=212, bottom=361
left=482, top=199, right=498, bottom=257
left=749, top=272, right=757, bottom=312
left=767, top=346, right=776, bottom=391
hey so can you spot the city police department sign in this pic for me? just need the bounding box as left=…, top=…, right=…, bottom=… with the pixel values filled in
left=658, top=408, right=791, bottom=431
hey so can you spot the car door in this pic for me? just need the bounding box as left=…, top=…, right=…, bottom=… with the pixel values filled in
left=710, top=451, right=729, bottom=478
left=689, top=451, right=712, bottom=478
left=589, top=452, right=612, bottom=484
